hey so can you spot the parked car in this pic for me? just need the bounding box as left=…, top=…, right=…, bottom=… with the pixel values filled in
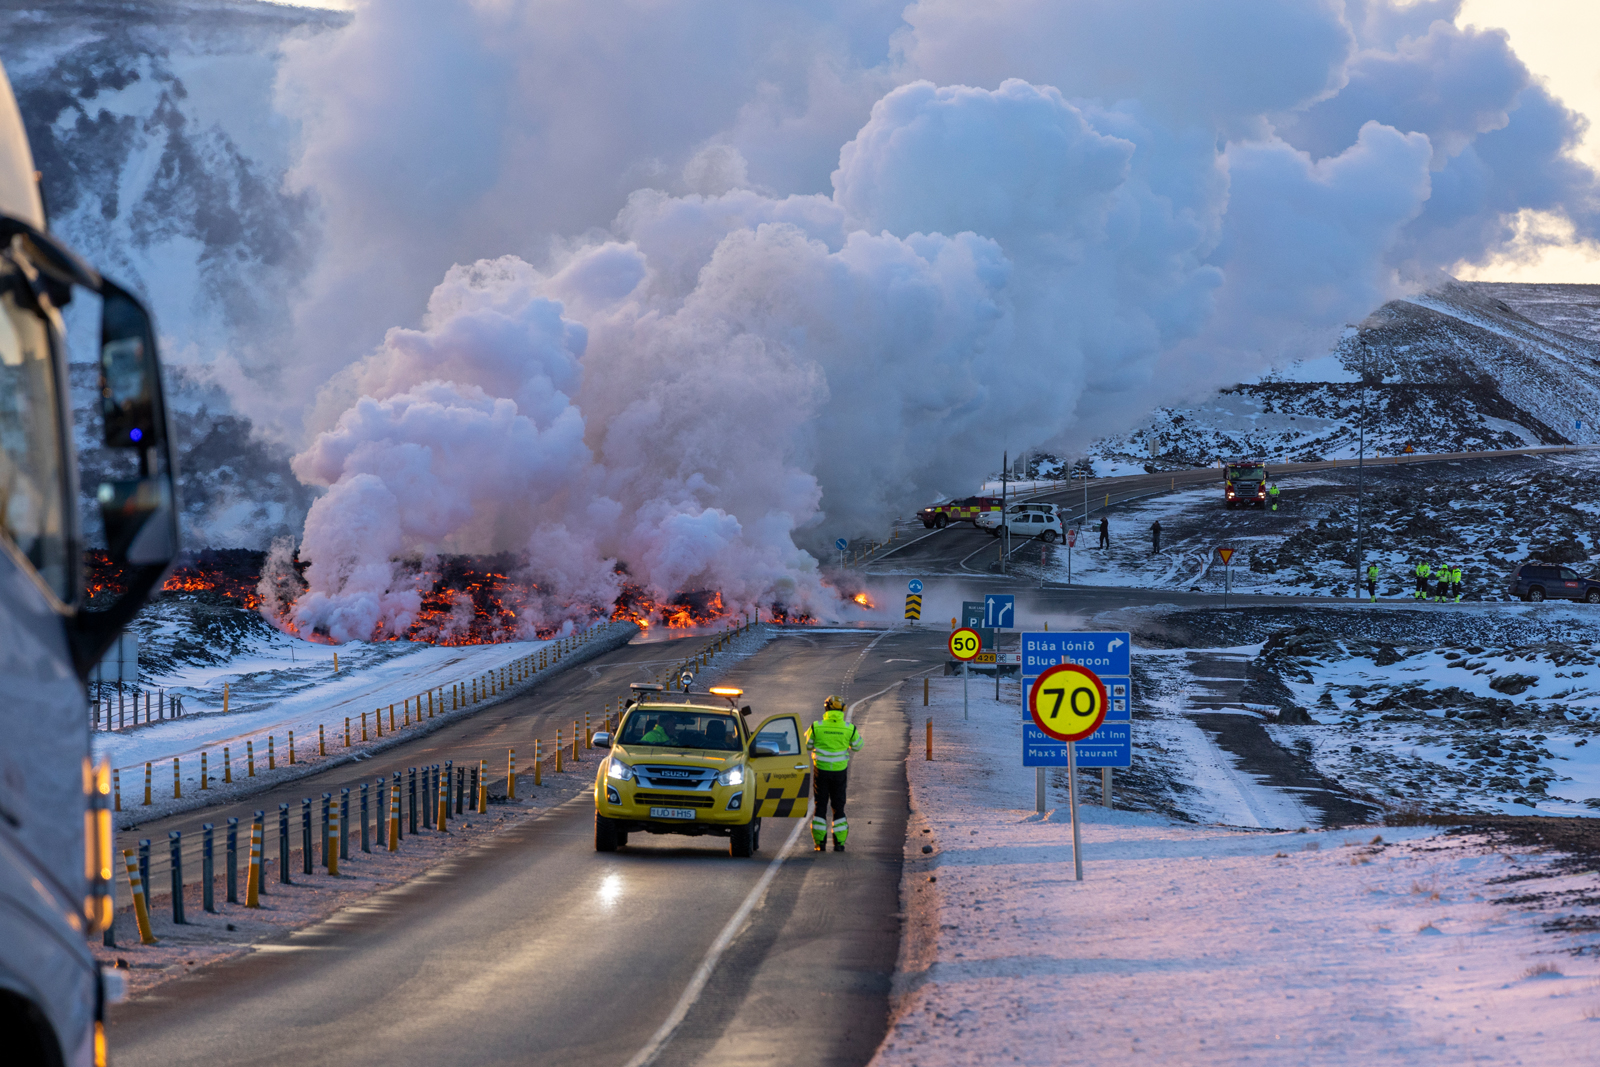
left=1507, top=563, right=1600, bottom=603
left=977, top=503, right=1064, bottom=543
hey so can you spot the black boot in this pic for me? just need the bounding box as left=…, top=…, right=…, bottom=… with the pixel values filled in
left=832, top=837, right=845, bottom=852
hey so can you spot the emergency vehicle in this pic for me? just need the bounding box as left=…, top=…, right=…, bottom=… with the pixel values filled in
left=592, top=683, right=812, bottom=857
left=0, top=57, right=181, bottom=1066
left=918, top=495, right=1001, bottom=529
left=1223, top=459, right=1269, bottom=508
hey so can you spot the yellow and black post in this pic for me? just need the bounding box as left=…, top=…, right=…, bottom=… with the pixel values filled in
left=507, top=748, right=516, bottom=801
left=123, top=849, right=156, bottom=944
left=143, top=762, right=152, bottom=805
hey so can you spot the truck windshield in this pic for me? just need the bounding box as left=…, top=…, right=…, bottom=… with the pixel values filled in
left=0, top=256, right=70, bottom=600
left=1227, top=466, right=1265, bottom=480
left=621, top=709, right=743, bottom=751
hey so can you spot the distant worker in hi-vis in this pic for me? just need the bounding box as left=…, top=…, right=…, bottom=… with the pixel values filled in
left=1268, top=483, right=1280, bottom=511
left=1366, top=562, right=1379, bottom=602
left=1451, top=563, right=1464, bottom=602
left=1413, top=560, right=1431, bottom=599
left=806, top=696, right=864, bottom=852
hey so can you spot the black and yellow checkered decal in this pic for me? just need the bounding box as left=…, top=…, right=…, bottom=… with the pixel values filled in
left=756, top=770, right=811, bottom=818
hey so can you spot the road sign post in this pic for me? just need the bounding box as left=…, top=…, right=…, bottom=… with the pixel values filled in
left=1066, top=527, right=1076, bottom=585
left=1027, top=662, right=1109, bottom=882
left=1217, top=546, right=1235, bottom=608
left=949, top=627, right=982, bottom=721
left=1022, top=630, right=1132, bottom=842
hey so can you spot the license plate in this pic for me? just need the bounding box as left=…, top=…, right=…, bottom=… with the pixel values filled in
left=649, top=807, right=696, bottom=820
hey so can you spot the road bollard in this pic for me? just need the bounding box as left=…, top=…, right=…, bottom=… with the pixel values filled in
left=268, top=735, right=276, bottom=771
left=223, top=681, right=229, bottom=714
left=534, top=740, right=542, bottom=786
left=361, top=783, right=371, bottom=853
left=404, top=697, right=410, bottom=727
left=224, top=746, right=232, bottom=783
left=376, top=706, right=384, bottom=737
left=585, top=710, right=591, bottom=748
left=924, top=677, right=929, bottom=705
left=408, top=768, right=418, bottom=835
left=422, top=766, right=433, bottom=829
left=113, top=768, right=121, bottom=811
left=173, top=757, right=181, bottom=799
left=226, top=818, right=238, bottom=903
left=321, top=793, right=331, bottom=868
left=289, top=730, right=296, bottom=765
left=168, top=831, right=186, bottom=924
left=555, top=731, right=563, bottom=773
left=202, top=823, right=215, bottom=913
left=472, top=678, right=477, bottom=704
left=247, top=739, right=255, bottom=777
left=245, top=819, right=262, bottom=907
left=362, top=711, right=369, bottom=742
left=393, top=772, right=404, bottom=840
left=328, top=802, right=341, bottom=876
left=278, top=804, right=291, bottom=885
left=508, top=748, right=516, bottom=801
left=301, top=800, right=312, bottom=875
left=341, top=788, right=350, bottom=860
left=346, top=717, right=351, bottom=747
left=143, top=762, right=152, bottom=805
left=468, top=762, right=478, bottom=810
left=455, top=765, right=465, bottom=815
left=123, top=850, right=157, bottom=944
left=436, top=765, right=448, bottom=829
left=926, top=718, right=933, bottom=761
left=573, top=721, right=580, bottom=763
left=138, top=839, right=150, bottom=900
left=200, top=751, right=208, bottom=790
left=388, top=778, right=400, bottom=850
left=319, top=723, right=326, bottom=756
left=390, top=704, right=397, bottom=732
left=428, top=689, right=434, bottom=718
left=478, top=759, right=487, bottom=813
left=254, top=812, right=268, bottom=898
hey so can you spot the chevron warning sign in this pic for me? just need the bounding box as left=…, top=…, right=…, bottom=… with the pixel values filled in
left=904, top=593, right=922, bottom=620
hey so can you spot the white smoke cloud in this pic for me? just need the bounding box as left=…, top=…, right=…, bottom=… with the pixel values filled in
left=261, top=0, right=1600, bottom=638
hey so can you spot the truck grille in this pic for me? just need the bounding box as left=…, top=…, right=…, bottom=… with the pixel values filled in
left=633, top=792, right=715, bottom=808
left=635, top=765, right=717, bottom=789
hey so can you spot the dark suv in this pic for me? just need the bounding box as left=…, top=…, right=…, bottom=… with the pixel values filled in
left=1507, top=563, right=1600, bottom=603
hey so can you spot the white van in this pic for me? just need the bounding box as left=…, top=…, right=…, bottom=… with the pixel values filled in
left=976, top=502, right=1065, bottom=542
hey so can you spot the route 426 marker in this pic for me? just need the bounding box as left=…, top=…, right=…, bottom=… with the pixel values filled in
left=1027, top=662, right=1109, bottom=882
left=949, top=627, right=981, bottom=721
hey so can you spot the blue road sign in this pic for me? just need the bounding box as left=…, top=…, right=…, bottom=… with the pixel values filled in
left=984, top=594, right=1015, bottom=629
left=835, top=538, right=848, bottom=551
left=908, top=579, right=924, bottom=594
left=1021, top=630, right=1131, bottom=768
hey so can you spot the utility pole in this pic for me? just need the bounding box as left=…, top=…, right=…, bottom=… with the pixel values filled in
left=1000, top=450, right=1008, bottom=575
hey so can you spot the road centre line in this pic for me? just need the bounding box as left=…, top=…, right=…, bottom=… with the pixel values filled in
left=624, top=654, right=926, bottom=1067
left=619, top=817, right=807, bottom=1067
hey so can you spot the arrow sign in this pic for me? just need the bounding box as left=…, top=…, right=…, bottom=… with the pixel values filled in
left=835, top=538, right=848, bottom=551
left=908, top=579, right=924, bottom=594
left=1217, top=547, right=1235, bottom=565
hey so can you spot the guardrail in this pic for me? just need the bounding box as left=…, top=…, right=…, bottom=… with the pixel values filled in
left=102, top=618, right=759, bottom=945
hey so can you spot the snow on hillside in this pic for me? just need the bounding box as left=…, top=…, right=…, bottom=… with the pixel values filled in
left=1091, top=281, right=1600, bottom=473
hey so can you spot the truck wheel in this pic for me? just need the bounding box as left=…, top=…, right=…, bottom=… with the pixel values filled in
left=1529, top=587, right=1546, bottom=602
left=934, top=514, right=948, bottom=529
left=729, top=821, right=755, bottom=858
left=595, top=814, right=620, bottom=852
left=1587, top=590, right=1600, bottom=604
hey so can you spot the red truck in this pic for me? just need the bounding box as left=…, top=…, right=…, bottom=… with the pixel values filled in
left=918, top=495, right=1002, bottom=529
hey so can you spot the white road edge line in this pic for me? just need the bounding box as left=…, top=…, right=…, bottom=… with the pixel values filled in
left=621, top=817, right=806, bottom=1067
left=624, top=645, right=930, bottom=1067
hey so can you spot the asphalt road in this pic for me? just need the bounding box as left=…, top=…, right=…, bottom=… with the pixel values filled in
left=108, top=628, right=952, bottom=1067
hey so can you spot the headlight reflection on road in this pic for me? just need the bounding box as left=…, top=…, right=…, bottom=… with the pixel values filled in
left=597, top=872, right=624, bottom=910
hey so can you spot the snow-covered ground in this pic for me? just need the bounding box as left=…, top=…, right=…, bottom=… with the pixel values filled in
left=92, top=620, right=634, bottom=822
left=874, top=679, right=1600, bottom=1066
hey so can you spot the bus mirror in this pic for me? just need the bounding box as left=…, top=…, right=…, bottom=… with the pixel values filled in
left=99, top=282, right=160, bottom=449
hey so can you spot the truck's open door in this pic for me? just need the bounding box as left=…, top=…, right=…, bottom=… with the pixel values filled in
left=747, top=713, right=811, bottom=818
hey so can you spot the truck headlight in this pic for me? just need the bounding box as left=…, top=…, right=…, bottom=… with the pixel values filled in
left=717, top=765, right=745, bottom=787
left=607, top=759, right=634, bottom=781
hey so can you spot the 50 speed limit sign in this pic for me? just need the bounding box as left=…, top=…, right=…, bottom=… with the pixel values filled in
left=1028, top=662, right=1108, bottom=742
left=948, top=627, right=982, bottom=661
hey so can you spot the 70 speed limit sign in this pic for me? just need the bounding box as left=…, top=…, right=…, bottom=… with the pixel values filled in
left=1028, top=662, right=1108, bottom=742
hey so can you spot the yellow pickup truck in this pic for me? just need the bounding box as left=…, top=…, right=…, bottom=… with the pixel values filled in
left=592, top=684, right=812, bottom=857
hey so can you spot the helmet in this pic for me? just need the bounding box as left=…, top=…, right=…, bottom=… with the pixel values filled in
left=823, top=695, right=845, bottom=711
